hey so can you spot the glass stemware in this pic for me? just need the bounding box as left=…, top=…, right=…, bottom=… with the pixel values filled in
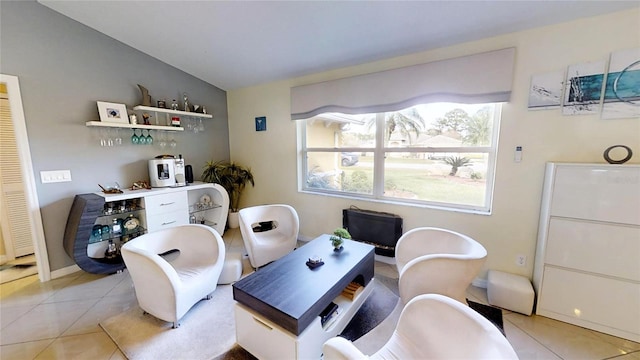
left=158, top=131, right=167, bottom=149
left=146, top=130, right=153, bottom=145
left=140, top=129, right=148, bottom=145
left=114, top=128, right=123, bottom=146
left=99, top=128, right=108, bottom=147
left=198, top=119, right=205, bottom=132
left=169, top=135, right=177, bottom=149
left=131, top=129, right=140, bottom=145
left=107, top=130, right=114, bottom=147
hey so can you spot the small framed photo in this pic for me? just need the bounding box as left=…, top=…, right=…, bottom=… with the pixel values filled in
left=97, top=101, right=129, bottom=124
left=255, top=116, right=266, bottom=131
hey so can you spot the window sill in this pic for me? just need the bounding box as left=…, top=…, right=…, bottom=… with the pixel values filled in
left=299, top=189, right=492, bottom=216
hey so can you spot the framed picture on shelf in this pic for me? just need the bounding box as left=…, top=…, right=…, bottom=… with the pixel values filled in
left=97, top=101, right=129, bottom=124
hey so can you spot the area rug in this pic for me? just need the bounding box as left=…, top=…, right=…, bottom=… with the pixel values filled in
left=100, top=285, right=236, bottom=360
left=101, top=278, right=399, bottom=360
left=468, top=299, right=505, bottom=335
left=340, top=279, right=399, bottom=341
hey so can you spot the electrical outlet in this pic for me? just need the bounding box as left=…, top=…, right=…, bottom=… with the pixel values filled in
left=516, top=254, right=526, bottom=267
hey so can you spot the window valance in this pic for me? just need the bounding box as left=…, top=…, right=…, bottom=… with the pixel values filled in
left=291, top=47, right=516, bottom=120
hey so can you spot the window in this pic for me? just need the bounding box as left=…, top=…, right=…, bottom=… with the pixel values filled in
left=299, top=102, right=501, bottom=213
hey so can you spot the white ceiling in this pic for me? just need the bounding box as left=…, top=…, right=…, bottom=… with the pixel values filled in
left=39, top=1, right=638, bottom=91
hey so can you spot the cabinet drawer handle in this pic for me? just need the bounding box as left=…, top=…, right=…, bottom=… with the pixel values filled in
left=160, top=202, right=175, bottom=206
left=253, top=317, right=273, bottom=330
left=161, top=220, right=177, bottom=226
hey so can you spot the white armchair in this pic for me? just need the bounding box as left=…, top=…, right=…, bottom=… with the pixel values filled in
left=121, top=224, right=225, bottom=328
left=239, top=204, right=299, bottom=268
left=323, top=294, right=518, bottom=360
left=395, top=227, right=487, bottom=304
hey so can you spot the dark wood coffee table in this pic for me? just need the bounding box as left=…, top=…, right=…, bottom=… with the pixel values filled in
left=233, top=234, right=375, bottom=359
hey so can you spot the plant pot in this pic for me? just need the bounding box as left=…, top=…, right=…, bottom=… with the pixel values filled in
left=228, top=211, right=240, bottom=229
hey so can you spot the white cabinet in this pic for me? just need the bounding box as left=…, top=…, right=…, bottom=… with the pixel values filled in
left=533, top=163, right=640, bottom=342
left=234, top=279, right=376, bottom=360
left=144, top=191, right=189, bottom=233
left=65, top=182, right=229, bottom=274
left=102, top=182, right=229, bottom=236
left=186, top=184, right=229, bottom=235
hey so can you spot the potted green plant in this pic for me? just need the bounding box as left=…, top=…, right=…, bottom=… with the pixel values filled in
left=330, top=228, right=351, bottom=251
left=202, top=160, right=255, bottom=228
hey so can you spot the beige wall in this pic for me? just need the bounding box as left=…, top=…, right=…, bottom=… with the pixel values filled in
left=227, top=9, right=640, bottom=280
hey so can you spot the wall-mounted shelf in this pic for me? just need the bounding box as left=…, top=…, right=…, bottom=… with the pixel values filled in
left=86, top=105, right=211, bottom=131
left=133, top=105, right=213, bottom=119
left=85, top=121, right=184, bottom=131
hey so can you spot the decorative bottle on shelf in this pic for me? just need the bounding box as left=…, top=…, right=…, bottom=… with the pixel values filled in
left=171, top=99, right=179, bottom=110
left=105, top=239, right=119, bottom=261
left=183, top=92, right=190, bottom=112
left=189, top=214, right=197, bottom=224
left=111, top=218, right=121, bottom=236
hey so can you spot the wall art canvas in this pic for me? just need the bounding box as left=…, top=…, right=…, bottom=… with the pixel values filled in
left=562, top=60, right=606, bottom=115
left=601, top=48, right=640, bottom=120
left=255, top=116, right=266, bottom=131
left=528, top=70, right=564, bottom=110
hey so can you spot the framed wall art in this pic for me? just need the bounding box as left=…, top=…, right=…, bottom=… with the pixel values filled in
left=97, top=101, right=129, bottom=124
left=528, top=70, right=565, bottom=110
left=562, top=60, right=606, bottom=116
left=255, top=116, right=266, bottom=131
left=601, top=48, right=640, bottom=120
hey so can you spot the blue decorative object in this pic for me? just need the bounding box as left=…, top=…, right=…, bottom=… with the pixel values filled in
left=306, top=256, right=324, bottom=268
left=255, top=116, right=266, bottom=131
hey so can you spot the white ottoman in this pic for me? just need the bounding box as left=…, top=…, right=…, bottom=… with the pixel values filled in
left=487, top=270, right=535, bottom=316
left=218, top=252, right=243, bottom=284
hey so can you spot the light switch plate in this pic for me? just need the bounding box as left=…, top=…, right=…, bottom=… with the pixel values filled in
left=40, top=170, right=72, bottom=183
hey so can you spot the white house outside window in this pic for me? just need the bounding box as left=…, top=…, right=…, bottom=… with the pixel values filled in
left=299, top=102, right=502, bottom=213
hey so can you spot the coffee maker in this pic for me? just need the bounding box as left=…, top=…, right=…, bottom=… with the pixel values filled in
left=174, top=155, right=186, bottom=186
left=148, top=154, right=187, bottom=187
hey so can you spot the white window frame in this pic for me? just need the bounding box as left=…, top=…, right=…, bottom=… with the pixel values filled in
left=298, top=104, right=502, bottom=214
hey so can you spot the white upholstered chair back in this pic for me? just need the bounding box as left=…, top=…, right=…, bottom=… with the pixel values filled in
left=323, top=294, right=518, bottom=360
left=395, top=227, right=487, bottom=304
left=238, top=204, right=299, bottom=268
left=121, top=224, right=225, bottom=328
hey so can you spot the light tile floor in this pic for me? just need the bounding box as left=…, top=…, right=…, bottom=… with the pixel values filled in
left=1, top=228, right=639, bottom=360
left=0, top=254, right=38, bottom=285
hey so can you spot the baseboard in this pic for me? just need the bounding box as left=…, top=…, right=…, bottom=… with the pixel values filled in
left=50, top=264, right=80, bottom=279
left=0, top=255, right=8, bottom=265
left=472, top=278, right=488, bottom=288
left=297, top=234, right=314, bottom=242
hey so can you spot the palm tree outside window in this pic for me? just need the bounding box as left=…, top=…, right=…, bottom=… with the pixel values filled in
left=300, top=102, right=501, bottom=213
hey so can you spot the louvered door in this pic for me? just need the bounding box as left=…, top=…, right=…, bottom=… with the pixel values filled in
left=0, top=82, right=34, bottom=258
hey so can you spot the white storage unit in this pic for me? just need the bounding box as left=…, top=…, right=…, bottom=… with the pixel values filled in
left=65, top=182, right=229, bottom=274
left=234, top=279, right=375, bottom=359
left=533, top=163, right=640, bottom=342
left=97, top=182, right=228, bottom=236
left=144, top=191, right=189, bottom=233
